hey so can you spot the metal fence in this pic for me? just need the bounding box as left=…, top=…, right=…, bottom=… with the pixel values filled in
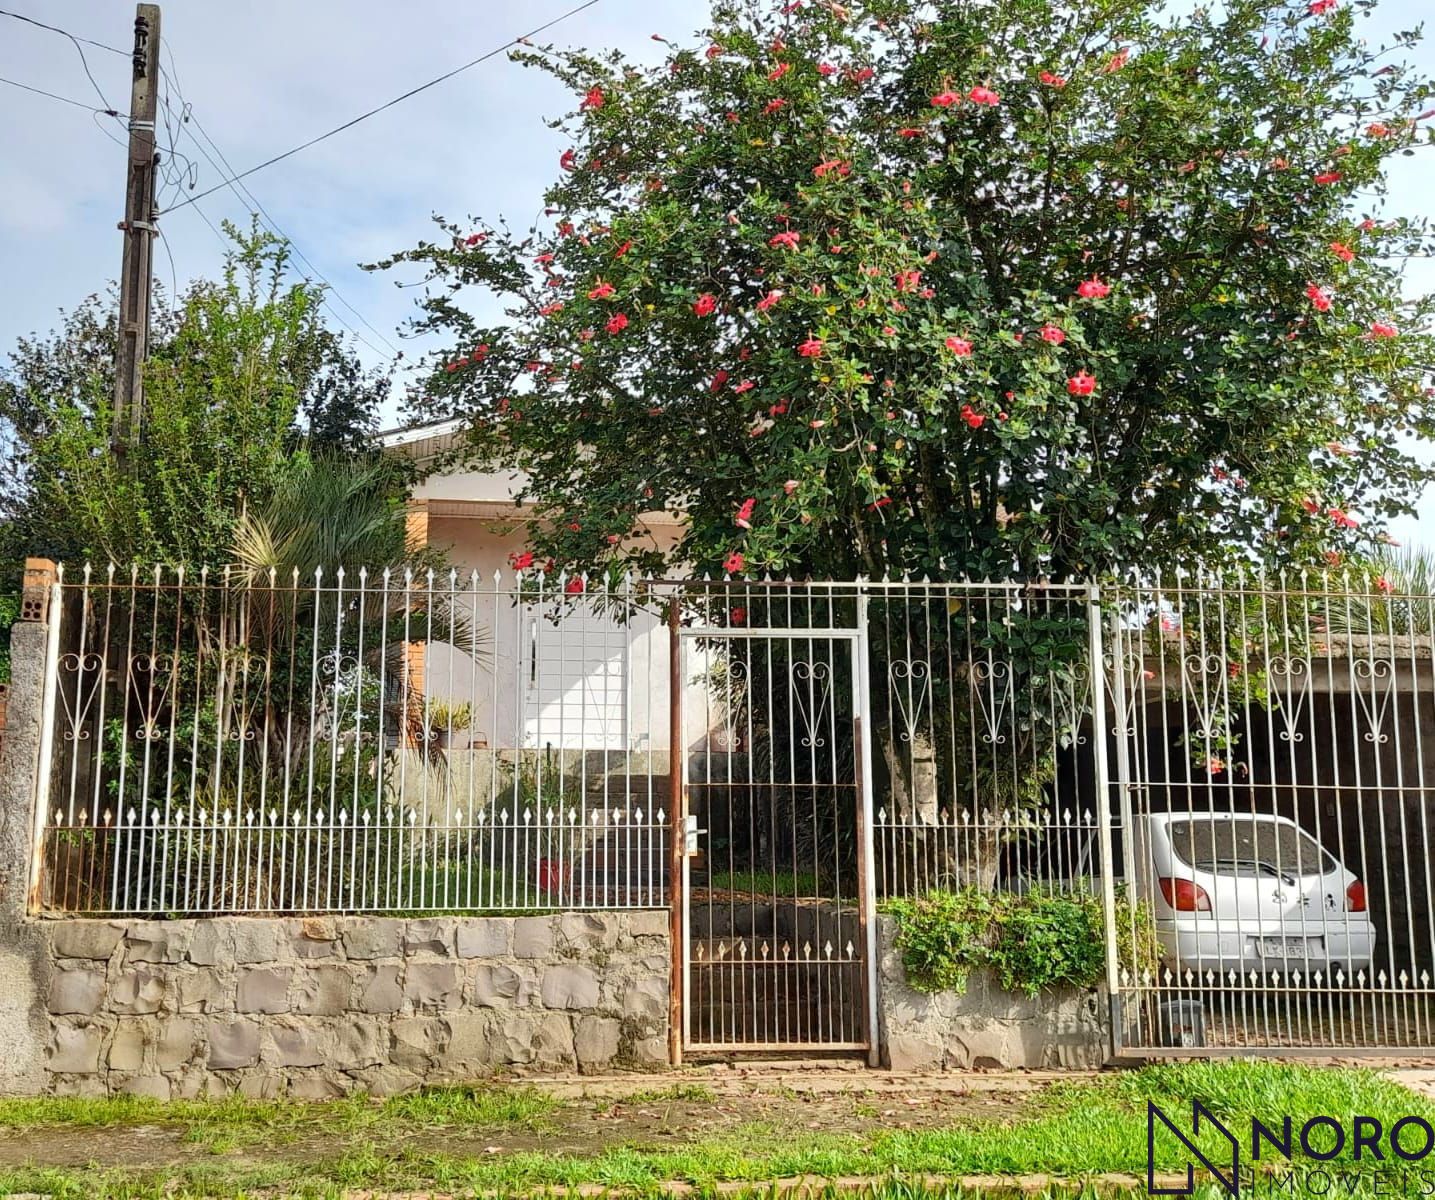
left=27, top=563, right=1435, bottom=1056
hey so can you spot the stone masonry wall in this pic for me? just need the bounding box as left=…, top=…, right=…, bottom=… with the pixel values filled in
left=34, top=911, right=670, bottom=1099
left=877, top=916, right=1109, bottom=1071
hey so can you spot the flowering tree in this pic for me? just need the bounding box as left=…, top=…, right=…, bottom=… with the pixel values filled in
left=382, top=0, right=1435, bottom=585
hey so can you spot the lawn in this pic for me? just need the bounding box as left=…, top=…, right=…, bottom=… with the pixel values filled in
left=0, top=1063, right=1426, bottom=1198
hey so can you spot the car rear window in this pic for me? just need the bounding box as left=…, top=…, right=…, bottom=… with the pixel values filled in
left=1164, top=816, right=1335, bottom=878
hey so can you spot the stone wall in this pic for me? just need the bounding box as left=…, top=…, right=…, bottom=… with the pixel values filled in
left=29, top=911, right=669, bottom=1098
left=877, top=916, right=1109, bottom=1071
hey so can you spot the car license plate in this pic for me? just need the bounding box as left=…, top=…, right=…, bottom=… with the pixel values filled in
left=1258, top=937, right=1314, bottom=957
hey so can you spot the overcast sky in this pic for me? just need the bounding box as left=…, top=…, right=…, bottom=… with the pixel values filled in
left=1, top=0, right=1433, bottom=544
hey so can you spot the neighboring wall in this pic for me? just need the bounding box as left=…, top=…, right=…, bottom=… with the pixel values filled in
left=876, top=917, right=1109, bottom=1071
left=34, top=911, right=669, bottom=1099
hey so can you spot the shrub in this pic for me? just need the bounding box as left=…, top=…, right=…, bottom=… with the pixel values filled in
left=885, top=887, right=1158, bottom=997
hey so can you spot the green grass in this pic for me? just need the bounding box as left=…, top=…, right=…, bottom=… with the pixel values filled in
left=709, top=868, right=822, bottom=897
left=0, top=1063, right=1427, bottom=1198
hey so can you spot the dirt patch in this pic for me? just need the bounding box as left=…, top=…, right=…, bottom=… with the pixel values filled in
left=0, top=1073, right=1052, bottom=1174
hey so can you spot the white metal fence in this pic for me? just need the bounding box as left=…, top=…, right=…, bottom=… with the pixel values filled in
left=28, top=563, right=1435, bottom=1055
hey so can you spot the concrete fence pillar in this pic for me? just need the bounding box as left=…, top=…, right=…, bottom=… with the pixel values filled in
left=0, top=557, right=57, bottom=1093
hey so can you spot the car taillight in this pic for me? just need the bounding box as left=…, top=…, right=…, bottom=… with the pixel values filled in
left=1346, top=881, right=1367, bottom=912
left=1158, top=877, right=1212, bottom=912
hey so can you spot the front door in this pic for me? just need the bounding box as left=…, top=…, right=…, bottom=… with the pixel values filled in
left=677, top=625, right=874, bottom=1055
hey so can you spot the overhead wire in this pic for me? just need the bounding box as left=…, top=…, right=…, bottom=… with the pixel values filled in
left=0, top=73, right=120, bottom=115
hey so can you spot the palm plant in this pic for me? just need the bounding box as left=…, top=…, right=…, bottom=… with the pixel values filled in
left=1321, top=546, right=1435, bottom=637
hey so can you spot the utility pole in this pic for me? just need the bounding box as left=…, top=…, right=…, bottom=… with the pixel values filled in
left=111, top=3, right=161, bottom=456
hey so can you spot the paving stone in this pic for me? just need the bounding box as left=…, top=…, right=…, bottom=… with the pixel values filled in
left=207, top=1018, right=261, bottom=1070
left=403, top=919, right=454, bottom=956
left=621, top=975, right=667, bottom=1023
left=268, top=1023, right=327, bottom=1068
left=390, top=1017, right=449, bottom=1071
left=237, top=968, right=291, bottom=1014
left=625, top=911, right=670, bottom=939
left=456, top=918, right=511, bottom=959
left=574, top=1015, right=621, bottom=1069
left=512, top=915, right=555, bottom=959
left=49, top=1025, right=102, bottom=1073
left=116, top=1074, right=171, bottom=1100
left=341, top=921, right=403, bottom=960
left=470, top=964, right=522, bottom=1007
left=405, top=962, right=462, bottom=1010
left=177, top=969, right=229, bottom=1014
left=557, top=913, right=616, bottom=953
left=107, top=1020, right=149, bottom=1071
left=359, top=964, right=404, bottom=1013
left=156, top=1019, right=200, bottom=1072
left=294, top=965, right=352, bottom=1015
left=230, top=921, right=283, bottom=964
left=541, top=964, right=600, bottom=1010
left=124, top=921, right=192, bottom=964
left=111, top=968, right=166, bottom=1015
left=47, top=968, right=105, bottom=1015
left=330, top=1018, right=387, bottom=1069
left=49, top=921, right=124, bottom=961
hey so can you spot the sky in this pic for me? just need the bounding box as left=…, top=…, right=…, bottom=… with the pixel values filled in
left=0, top=0, right=1433, bottom=541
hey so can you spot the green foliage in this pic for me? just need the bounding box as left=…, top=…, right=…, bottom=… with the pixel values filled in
left=885, top=887, right=1158, bottom=996
left=0, top=222, right=391, bottom=568
left=380, top=0, right=1435, bottom=586
left=0, top=589, right=17, bottom=683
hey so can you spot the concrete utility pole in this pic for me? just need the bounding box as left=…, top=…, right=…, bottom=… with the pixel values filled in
left=111, top=3, right=161, bottom=456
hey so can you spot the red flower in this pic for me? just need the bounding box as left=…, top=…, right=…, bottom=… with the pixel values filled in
left=1309, top=0, right=1337, bottom=13
left=534, top=252, right=556, bottom=266
left=1377, top=576, right=1394, bottom=594
left=798, top=336, right=824, bottom=358
left=1039, top=323, right=1066, bottom=345
left=693, top=293, right=717, bottom=317
left=945, top=335, right=973, bottom=357
left=1103, top=48, right=1129, bottom=73
left=869, top=496, right=893, bottom=510
left=614, top=240, right=632, bottom=257
left=1370, top=321, right=1398, bottom=338
left=560, top=148, right=577, bottom=171
left=706, top=43, right=723, bottom=60
left=814, top=159, right=851, bottom=178
left=769, top=231, right=801, bottom=250
left=730, top=606, right=747, bottom=625
left=817, top=61, right=836, bottom=76
left=565, top=576, right=586, bottom=595
left=898, top=127, right=924, bottom=138
left=1329, top=242, right=1355, bottom=262
left=509, top=551, right=535, bottom=570
left=723, top=551, right=745, bottom=575
left=1305, top=283, right=1333, bottom=312
left=540, top=302, right=564, bottom=316
left=763, top=99, right=786, bottom=115
left=960, top=404, right=985, bottom=429
left=710, top=370, right=730, bottom=393
left=1367, top=122, right=1392, bottom=138
left=849, top=66, right=874, bottom=83
left=1328, top=507, right=1359, bottom=528
left=768, top=62, right=791, bottom=82
left=1313, top=171, right=1342, bottom=185
left=895, top=269, right=922, bottom=292
left=580, top=86, right=605, bottom=111
left=930, top=90, right=961, bottom=108
left=756, top=290, right=783, bottom=312
left=1067, top=370, right=1097, bottom=396
left=465, top=233, right=486, bottom=246
left=605, top=312, right=630, bottom=334
left=735, top=498, right=757, bottom=529
left=1039, top=70, right=1067, bottom=88
left=472, top=344, right=489, bottom=362
left=1076, top=277, right=1111, bottom=299
left=968, top=85, right=1000, bottom=106
left=588, top=280, right=616, bottom=300
left=733, top=379, right=755, bottom=395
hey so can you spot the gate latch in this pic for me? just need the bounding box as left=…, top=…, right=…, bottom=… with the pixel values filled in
left=682, top=813, right=705, bottom=855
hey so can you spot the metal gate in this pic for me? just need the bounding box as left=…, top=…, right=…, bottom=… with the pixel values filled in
left=673, top=609, right=877, bottom=1058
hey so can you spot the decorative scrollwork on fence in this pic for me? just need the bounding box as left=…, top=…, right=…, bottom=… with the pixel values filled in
left=888, top=658, right=930, bottom=744
left=790, top=660, right=833, bottom=749
left=56, top=651, right=104, bottom=743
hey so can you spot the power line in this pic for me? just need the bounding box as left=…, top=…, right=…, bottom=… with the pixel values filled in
left=158, top=77, right=400, bottom=360
left=0, top=6, right=123, bottom=113
left=160, top=0, right=604, bottom=214
left=0, top=73, right=121, bottom=115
